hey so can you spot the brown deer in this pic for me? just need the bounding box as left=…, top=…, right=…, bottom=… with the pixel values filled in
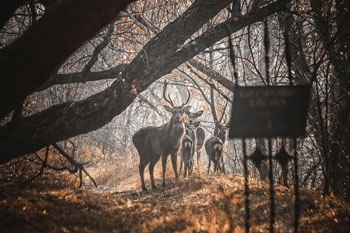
left=205, top=121, right=229, bottom=174
left=205, top=136, right=224, bottom=173
left=132, top=81, right=191, bottom=191
left=179, top=134, right=194, bottom=177
left=179, top=121, right=199, bottom=177
left=185, top=110, right=205, bottom=168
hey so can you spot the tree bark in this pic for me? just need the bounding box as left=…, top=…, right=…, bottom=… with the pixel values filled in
left=0, top=0, right=134, bottom=118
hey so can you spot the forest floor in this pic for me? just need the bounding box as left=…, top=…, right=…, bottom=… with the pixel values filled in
left=0, top=155, right=349, bottom=233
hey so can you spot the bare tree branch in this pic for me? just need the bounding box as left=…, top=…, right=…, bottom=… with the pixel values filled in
left=187, top=59, right=235, bottom=91
left=36, top=64, right=128, bottom=91
left=0, top=0, right=289, bottom=164
left=52, top=143, right=97, bottom=188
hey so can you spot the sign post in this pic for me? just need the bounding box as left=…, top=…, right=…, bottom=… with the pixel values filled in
left=228, top=85, right=311, bottom=233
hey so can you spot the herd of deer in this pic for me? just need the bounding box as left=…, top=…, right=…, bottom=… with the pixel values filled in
left=132, top=82, right=230, bottom=191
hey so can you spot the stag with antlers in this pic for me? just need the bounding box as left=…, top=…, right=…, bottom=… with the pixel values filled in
left=132, top=81, right=191, bottom=191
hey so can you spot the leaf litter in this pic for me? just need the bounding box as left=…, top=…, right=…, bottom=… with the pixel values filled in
left=0, top=159, right=349, bottom=233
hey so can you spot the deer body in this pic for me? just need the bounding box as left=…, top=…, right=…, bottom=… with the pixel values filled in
left=179, top=121, right=200, bottom=177
left=215, top=122, right=229, bottom=174
left=179, top=134, right=194, bottom=177
left=195, top=127, right=205, bottom=166
left=133, top=116, right=187, bottom=191
left=205, top=122, right=229, bottom=174
left=185, top=110, right=205, bottom=168
left=205, top=136, right=224, bottom=173
left=132, top=81, right=191, bottom=191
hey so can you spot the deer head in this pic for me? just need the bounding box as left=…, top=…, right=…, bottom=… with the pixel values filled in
left=214, top=121, right=230, bottom=143
left=186, top=110, right=204, bottom=125
left=163, top=81, right=191, bottom=124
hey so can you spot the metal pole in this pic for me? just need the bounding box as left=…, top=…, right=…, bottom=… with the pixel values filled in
left=293, top=137, right=300, bottom=233
left=268, top=138, right=275, bottom=233
left=242, top=138, right=250, bottom=233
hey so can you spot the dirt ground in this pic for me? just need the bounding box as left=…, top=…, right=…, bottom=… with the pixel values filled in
left=0, top=157, right=349, bottom=233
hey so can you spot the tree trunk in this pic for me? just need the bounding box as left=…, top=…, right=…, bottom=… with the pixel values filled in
left=0, top=0, right=134, bottom=118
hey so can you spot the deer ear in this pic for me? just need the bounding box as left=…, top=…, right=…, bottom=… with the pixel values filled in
left=196, top=110, right=204, bottom=117
left=164, top=105, right=173, bottom=112
left=183, top=105, right=191, bottom=113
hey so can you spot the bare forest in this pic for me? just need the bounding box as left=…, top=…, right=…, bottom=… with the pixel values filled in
left=0, top=0, right=349, bottom=232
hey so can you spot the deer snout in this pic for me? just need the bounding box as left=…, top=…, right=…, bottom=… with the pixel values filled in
left=174, top=115, right=183, bottom=123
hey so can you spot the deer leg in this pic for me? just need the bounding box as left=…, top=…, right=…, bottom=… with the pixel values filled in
left=196, top=150, right=201, bottom=169
left=207, top=159, right=211, bottom=174
left=220, top=156, right=225, bottom=174
left=171, top=152, right=178, bottom=180
left=189, top=160, right=193, bottom=175
left=161, top=154, right=168, bottom=187
left=214, top=160, right=218, bottom=173
left=139, top=158, right=149, bottom=191
left=149, top=154, right=160, bottom=190
left=217, top=160, right=222, bottom=174
left=179, top=159, right=183, bottom=177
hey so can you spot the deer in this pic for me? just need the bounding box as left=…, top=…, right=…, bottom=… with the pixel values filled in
left=132, top=81, right=191, bottom=191
left=179, top=121, right=199, bottom=177
left=214, top=121, right=229, bottom=173
left=185, top=110, right=205, bottom=169
left=179, top=134, right=194, bottom=177
left=205, top=121, right=229, bottom=174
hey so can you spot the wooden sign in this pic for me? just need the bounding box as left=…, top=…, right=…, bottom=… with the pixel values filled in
left=229, top=85, right=311, bottom=138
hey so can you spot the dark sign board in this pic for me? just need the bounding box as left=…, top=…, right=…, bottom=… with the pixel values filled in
left=229, top=85, right=311, bottom=138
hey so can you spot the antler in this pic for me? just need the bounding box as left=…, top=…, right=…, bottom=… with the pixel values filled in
left=181, top=84, right=191, bottom=107
left=163, top=81, right=174, bottom=107
left=163, top=81, right=191, bottom=107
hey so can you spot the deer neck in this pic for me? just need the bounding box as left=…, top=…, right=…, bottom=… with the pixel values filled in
left=218, top=133, right=226, bottom=144
left=166, top=120, right=185, bottom=150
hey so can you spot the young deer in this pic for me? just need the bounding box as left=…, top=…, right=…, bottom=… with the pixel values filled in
left=205, top=137, right=224, bottom=173
left=205, top=121, right=229, bottom=174
left=179, top=134, right=194, bottom=177
left=132, top=82, right=191, bottom=191
left=179, top=121, right=199, bottom=177
left=185, top=110, right=205, bottom=168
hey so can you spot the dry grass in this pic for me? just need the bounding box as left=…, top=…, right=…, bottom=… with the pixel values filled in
left=0, top=149, right=349, bottom=233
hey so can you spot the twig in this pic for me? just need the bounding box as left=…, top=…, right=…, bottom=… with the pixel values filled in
left=52, top=143, right=97, bottom=188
